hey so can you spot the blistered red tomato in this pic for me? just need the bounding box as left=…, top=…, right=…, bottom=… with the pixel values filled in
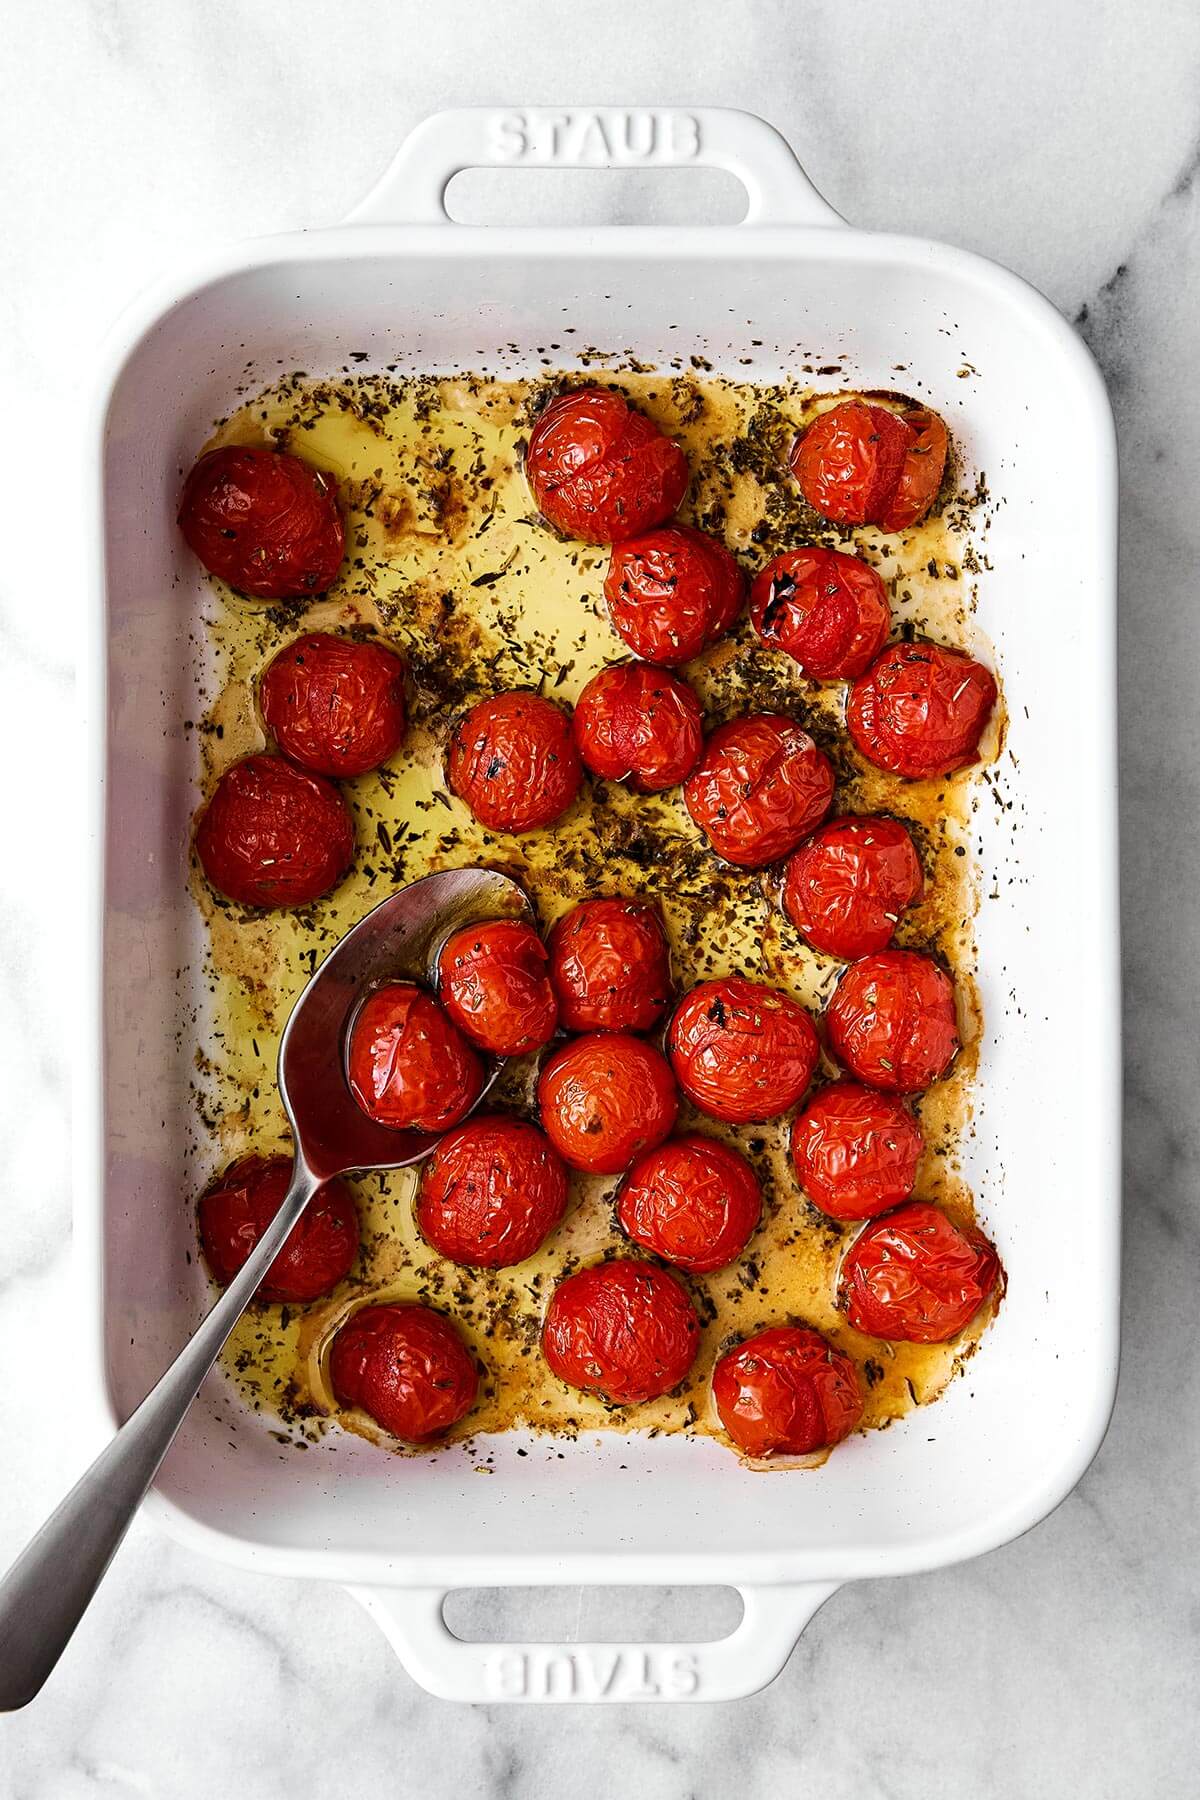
left=790, top=1082, right=924, bottom=1220
left=346, top=981, right=484, bottom=1133
left=840, top=1201, right=1001, bottom=1342
left=789, top=401, right=948, bottom=531
left=178, top=444, right=344, bottom=599
left=525, top=387, right=689, bottom=544
left=604, top=524, right=743, bottom=664
left=573, top=661, right=703, bottom=792
left=547, top=897, right=672, bottom=1034
left=194, top=753, right=354, bottom=909
left=537, top=1033, right=678, bottom=1174
left=683, top=714, right=835, bottom=869
left=437, top=918, right=558, bottom=1057
left=416, top=1115, right=568, bottom=1269
left=847, top=641, right=997, bottom=780
left=542, top=1260, right=700, bottom=1404
left=825, top=950, right=959, bottom=1094
left=782, top=815, right=923, bottom=960
left=330, top=1302, right=479, bottom=1442
left=447, top=692, right=582, bottom=834
left=749, top=547, right=890, bottom=679
left=616, top=1133, right=761, bottom=1274
left=259, top=632, right=406, bottom=777
left=198, top=1154, right=359, bottom=1303
left=667, top=976, right=819, bottom=1124
left=712, top=1325, right=863, bottom=1458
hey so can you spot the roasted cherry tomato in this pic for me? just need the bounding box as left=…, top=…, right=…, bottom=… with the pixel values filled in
left=447, top=691, right=582, bottom=834
left=437, top=918, right=558, bottom=1057
left=782, top=815, right=923, bottom=960
left=198, top=1154, right=359, bottom=1303
left=790, top=1081, right=924, bottom=1220
left=683, top=713, right=835, bottom=869
left=789, top=400, right=948, bottom=531
left=178, top=444, right=344, bottom=599
left=839, top=1201, right=1001, bottom=1342
left=525, top=387, right=689, bottom=544
left=416, top=1114, right=568, bottom=1269
left=547, top=897, right=672, bottom=1034
left=616, top=1133, right=761, bottom=1274
left=194, top=753, right=354, bottom=909
left=667, top=976, right=819, bottom=1124
left=259, top=632, right=406, bottom=777
left=825, top=950, right=959, bottom=1094
left=573, top=661, right=704, bottom=792
left=330, top=1302, right=479, bottom=1442
left=749, top=547, right=890, bottom=679
left=712, top=1325, right=863, bottom=1458
left=346, top=981, right=484, bottom=1133
left=847, top=641, right=997, bottom=780
left=537, top=1032, right=678, bottom=1174
left=604, top=524, right=743, bottom=664
left=542, top=1260, right=700, bottom=1404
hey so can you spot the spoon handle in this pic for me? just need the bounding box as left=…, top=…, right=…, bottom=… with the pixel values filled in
left=0, top=1160, right=321, bottom=1711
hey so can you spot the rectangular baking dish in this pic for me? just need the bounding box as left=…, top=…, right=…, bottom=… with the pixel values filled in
left=81, top=107, right=1120, bottom=1703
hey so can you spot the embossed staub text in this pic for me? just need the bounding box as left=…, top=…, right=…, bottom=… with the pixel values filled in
left=487, top=109, right=702, bottom=165
left=486, top=1647, right=702, bottom=1700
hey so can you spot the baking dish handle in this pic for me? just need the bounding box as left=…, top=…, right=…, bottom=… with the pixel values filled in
left=346, top=107, right=842, bottom=229
left=350, top=1581, right=838, bottom=1703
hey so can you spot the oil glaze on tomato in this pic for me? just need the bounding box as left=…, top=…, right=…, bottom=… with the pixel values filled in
left=537, top=1033, right=678, bottom=1173
left=789, top=400, right=948, bottom=532
left=416, top=1115, right=568, bottom=1269
left=825, top=950, right=959, bottom=1094
left=749, top=547, right=890, bottom=679
left=616, top=1133, right=761, bottom=1274
left=547, top=897, right=672, bottom=1034
left=839, top=1201, right=1002, bottom=1343
left=330, top=1302, right=479, bottom=1442
left=573, top=660, right=704, bottom=791
left=525, top=387, right=689, bottom=543
left=667, top=976, right=819, bottom=1124
left=194, top=753, right=354, bottom=910
left=604, top=524, right=743, bottom=664
left=437, top=918, right=558, bottom=1056
left=346, top=981, right=484, bottom=1133
left=790, top=1081, right=924, bottom=1220
left=178, top=444, right=345, bottom=599
left=198, top=1154, right=359, bottom=1303
left=259, top=632, right=407, bottom=777
left=447, top=692, right=582, bottom=834
left=683, top=714, right=834, bottom=869
left=712, top=1325, right=863, bottom=1458
left=847, top=641, right=997, bottom=780
left=782, top=815, right=924, bottom=960
left=542, top=1260, right=701, bottom=1404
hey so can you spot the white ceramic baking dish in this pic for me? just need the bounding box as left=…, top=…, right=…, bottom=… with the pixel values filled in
left=81, top=107, right=1120, bottom=1703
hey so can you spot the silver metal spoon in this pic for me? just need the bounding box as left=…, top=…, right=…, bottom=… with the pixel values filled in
left=0, top=865, right=532, bottom=1711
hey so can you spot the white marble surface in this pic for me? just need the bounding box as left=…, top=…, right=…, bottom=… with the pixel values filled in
left=2, top=0, right=1198, bottom=1792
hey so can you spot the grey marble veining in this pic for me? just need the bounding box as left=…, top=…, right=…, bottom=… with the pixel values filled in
left=2, top=1, right=1199, bottom=1794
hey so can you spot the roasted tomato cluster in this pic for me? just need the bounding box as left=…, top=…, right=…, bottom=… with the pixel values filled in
left=573, top=660, right=703, bottom=792
left=448, top=691, right=582, bottom=834
left=604, top=524, right=743, bottom=664
left=525, top=387, right=689, bottom=543
left=790, top=400, right=948, bottom=532
left=547, top=897, right=672, bottom=1034
left=683, top=714, right=835, bottom=869
left=782, top=815, right=924, bottom=960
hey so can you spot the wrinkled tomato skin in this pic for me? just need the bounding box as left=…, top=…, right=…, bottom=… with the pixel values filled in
left=178, top=445, right=344, bottom=599
left=330, top=1302, right=479, bottom=1442
left=712, top=1325, right=863, bottom=1458
left=782, top=815, right=924, bottom=960
left=573, top=661, right=704, bottom=792
left=346, top=981, right=484, bottom=1133
left=547, top=897, right=672, bottom=1034
left=525, top=388, right=689, bottom=544
left=198, top=1154, right=359, bottom=1303
left=790, top=401, right=912, bottom=526
left=194, top=753, right=354, bottom=909
left=616, top=1133, right=761, bottom=1274
left=667, top=976, right=819, bottom=1124
left=879, top=407, right=949, bottom=531
left=839, top=1201, right=1002, bottom=1343
left=537, top=1033, right=678, bottom=1174
left=416, top=1115, right=568, bottom=1269
left=749, top=548, right=890, bottom=680
left=847, top=641, right=998, bottom=780
left=825, top=950, right=959, bottom=1095
left=259, top=632, right=407, bottom=777
left=447, top=692, right=582, bottom=834
left=604, top=524, right=743, bottom=664
left=542, top=1260, right=701, bottom=1404
left=790, top=1082, right=924, bottom=1221
left=437, top=919, right=558, bottom=1057
left=683, top=713, right=835, bottom=869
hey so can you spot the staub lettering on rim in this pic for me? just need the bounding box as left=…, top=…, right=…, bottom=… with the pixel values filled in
left=486, top=1647, right=702, bottom=1700
left=488, top=110, right=702, bottom=165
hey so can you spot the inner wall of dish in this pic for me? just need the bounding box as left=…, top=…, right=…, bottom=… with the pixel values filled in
left=100, top=242, right=1116, bottom=1569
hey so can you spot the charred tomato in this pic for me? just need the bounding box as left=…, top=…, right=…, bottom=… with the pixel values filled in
left=782, top=815, right=924, bottom=960
left=683, top=714, right=835, bottom=869
left=573, top=660, right=704, bottom=792
left=749, top=547, right=890, bottom=680
left=198, top=1154, right=359, bottom=1303
left=178, top=444, right=344, bottom=599
left=616, top=1133, right=761, bottom=1274
left=847, top=641, right=997, bottom=780
left=447, top=691, right=582, bottom=834
left=541, top=1260, right=700, bottom=1405
left=437, top=918, right=558, bottom=1057
left=547, top=897, right=672, bottom=1034
left=537, top=1032, right=678, bottom=1174
left=330, top=1302, right=478, bottom=1442
left=346, top=981, right=484, bottom=1133
left=416, top=1115, right=568, bottom=1269
left=712, top=1325, right=863, bottom=1458
left=194, top=753, right=354, bottom=909
left=790, top=1081, right=924, bottom=1221
left=825, top=950, right=959, bottom=1094
left=839, top=1201, right=1002, bottom=1342
left=604, top=524, right=743, bottom=664
left=525, top=387, right=689, bottom=544
left=259, top=632, right=407, bottom=777
left=667, top=976, right=819, bottom=1124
